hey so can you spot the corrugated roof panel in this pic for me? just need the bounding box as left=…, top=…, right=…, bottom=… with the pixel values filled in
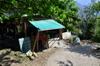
left=29, top=19, right=65, bottom=31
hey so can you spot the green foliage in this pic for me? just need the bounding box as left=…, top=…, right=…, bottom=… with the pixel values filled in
left=93, top=17, right=100, bottom=42
left=0, top=0, right=80, bottom=33
left=91, top=2, right=100, bottom=42
left=79, top=1, right=100, bottom=39
left=79, top=5, right=96, bottom=39
left=92, top=2, right=100, bottom=12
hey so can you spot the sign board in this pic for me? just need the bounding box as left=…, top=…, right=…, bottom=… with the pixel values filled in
left=18, top=37, right=31, bottom=53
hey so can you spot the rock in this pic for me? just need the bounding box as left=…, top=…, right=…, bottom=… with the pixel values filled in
left=26, top=50, right=33, bottom=57
left=0, top=49, right=11, bottom=55
left=74, top=37, right=80, bottom=43
left=28, top=56, right=35, bottom=60
left=72, top=36, right=81, bottom=45
left=26, top=50, right=37, bottom=60
left=19, top=54, right=27, bottom=58
left=33, top=52, right=38, bottom=57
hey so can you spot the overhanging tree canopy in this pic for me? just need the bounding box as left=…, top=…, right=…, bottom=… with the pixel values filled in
left=0, top=0, right=80, bottom=32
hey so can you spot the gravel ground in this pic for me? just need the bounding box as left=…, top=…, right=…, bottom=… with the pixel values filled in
left=0, top=42, right=100, bottom=66
left=11, top=44, right=100, bottom=66
left=46, top=45, right=100, bottom=66
left=11, top=48, right=57, bottom=66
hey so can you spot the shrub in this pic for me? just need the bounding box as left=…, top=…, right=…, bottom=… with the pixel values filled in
left=93, top=17, right=100, bottom=42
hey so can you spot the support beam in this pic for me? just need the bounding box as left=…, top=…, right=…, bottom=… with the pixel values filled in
left=59, top=29, right=63, bottom=39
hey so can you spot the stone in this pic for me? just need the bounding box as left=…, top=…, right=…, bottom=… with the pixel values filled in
left=33, top=52, right=38, bottom=57
left=26, top=50, right=33, bottom=57
left=73, top=36, right=81, bottom=45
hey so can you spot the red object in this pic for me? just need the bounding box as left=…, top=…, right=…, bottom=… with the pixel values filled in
left=39, top=33, right=48, bottom=42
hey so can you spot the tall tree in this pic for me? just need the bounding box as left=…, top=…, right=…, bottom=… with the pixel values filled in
left=91, top=1, right=100, bottom=42
left=78, top=1, right=100, bottom=39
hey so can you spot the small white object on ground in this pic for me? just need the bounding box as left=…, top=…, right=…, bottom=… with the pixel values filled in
left=26, top=50, right=33, bottom=56
left=26, top=50, right=35, bottom=60
left=62, top=31, right=72, bottom=40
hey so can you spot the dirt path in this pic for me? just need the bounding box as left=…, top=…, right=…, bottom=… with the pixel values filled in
left=46, top=45, right=100, bottom=66
left=8, top=45, right=100, bottom=66
left=11, top=48, right=57, bottom=66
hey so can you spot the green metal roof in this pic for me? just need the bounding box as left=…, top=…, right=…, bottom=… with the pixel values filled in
left=29, top=19, right=65, bottom=31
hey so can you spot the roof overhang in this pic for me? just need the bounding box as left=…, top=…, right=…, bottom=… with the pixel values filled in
left=29, top=19, right=65, bottom=31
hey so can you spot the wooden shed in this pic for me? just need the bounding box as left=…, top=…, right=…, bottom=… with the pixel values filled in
left=29, top=19, right=65, bottom=51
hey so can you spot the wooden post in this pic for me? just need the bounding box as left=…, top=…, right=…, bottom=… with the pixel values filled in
left=24, top=22, right=27, bottom=36
left=59, top=29, right=63, bottom=39
left=22, top=16, right=28, bottom=37
left=32, top=30, right=39, bottom=51
left=45, top=31, right=49, bottom=48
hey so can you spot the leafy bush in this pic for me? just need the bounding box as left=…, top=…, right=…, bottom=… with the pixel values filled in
left=93, top=17, right=100, bottom=42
